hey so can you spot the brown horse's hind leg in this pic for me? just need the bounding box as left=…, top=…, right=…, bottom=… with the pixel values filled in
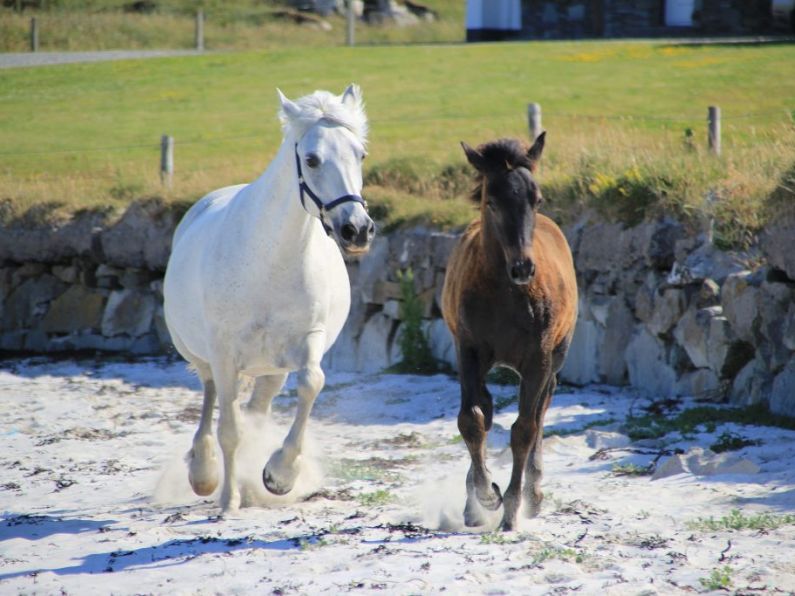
left=457, top=344, right=502, bottom=527
left=501, top=363, right=552, bottom=531
left=522, top=376, right=555, bottom=519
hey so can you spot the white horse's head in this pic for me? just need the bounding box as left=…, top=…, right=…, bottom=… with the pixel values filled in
left=278, top=85, right=375, bottom=256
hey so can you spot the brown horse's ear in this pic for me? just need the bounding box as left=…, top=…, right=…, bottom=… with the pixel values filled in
left=527, top=131, right=546, bottom=171
left=461, top=141, right=486, bottom=173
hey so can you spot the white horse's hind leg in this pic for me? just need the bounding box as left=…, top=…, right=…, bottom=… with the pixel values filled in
left=188, top=365, right=219, bottom=497
left=263, top=333, right=325, bottom=496
left=246, top=374, right=288, bottom=415
left=212, top=360, right=243, bottom=512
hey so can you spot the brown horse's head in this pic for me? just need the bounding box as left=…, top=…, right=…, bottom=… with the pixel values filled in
left=461, top=134, right=546, bottom=285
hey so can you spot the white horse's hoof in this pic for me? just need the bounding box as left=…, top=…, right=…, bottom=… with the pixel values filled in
left=262, top=467, right=292, bottom=496
left=187, top=442, right=219, bottom=497
left=262, top=449, right=300, bottom=495
left=220, top=488, right=241, bottom=512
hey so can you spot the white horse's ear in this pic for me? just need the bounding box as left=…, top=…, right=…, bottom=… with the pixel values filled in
left=277, top=88, right=301, bottom=120
left=341, top=83, right=361, bottom=107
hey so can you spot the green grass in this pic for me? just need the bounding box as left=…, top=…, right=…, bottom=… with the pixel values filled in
left=688, top=509, right=795, bottom=532
left=0, top=39, right=794, bottom=234
left=699, top=566, right=734, bottom=591
left=623, top=404, right=795, bottom=442
left=611, top=462, right=652, bottom=477
left=357, top=489, right=394, bottom=507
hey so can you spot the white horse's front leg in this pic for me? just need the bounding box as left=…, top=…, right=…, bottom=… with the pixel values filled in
left=212, top=360, right=242, bottom=512
left=263, top=333, right=325, bottom=496
left=188, top=369, right=219, bottom=497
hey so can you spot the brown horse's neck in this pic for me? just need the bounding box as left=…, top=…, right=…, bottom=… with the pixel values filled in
left=478, top=209, right=508, bottom=278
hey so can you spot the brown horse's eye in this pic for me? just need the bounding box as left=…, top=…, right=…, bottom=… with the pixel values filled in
left=306, top=154, right=320, bottom=168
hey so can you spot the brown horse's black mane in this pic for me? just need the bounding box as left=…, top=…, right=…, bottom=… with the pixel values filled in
left=469, top=138, right=532, bottom=203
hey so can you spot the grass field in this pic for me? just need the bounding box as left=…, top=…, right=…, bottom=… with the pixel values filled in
left=0, top=1, right=466, bottom=52
left=1, top=39, right=794, bottom=239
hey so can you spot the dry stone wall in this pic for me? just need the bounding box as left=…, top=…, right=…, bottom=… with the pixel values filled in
left=1, top=201, right=793, bottom=417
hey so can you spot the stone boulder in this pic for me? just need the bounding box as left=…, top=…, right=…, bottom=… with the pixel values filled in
left=625, top=328, right=678, bottom=397
left=0, top=210, right=107, bottom=264
left=1, top=275, right=65, bottom=331
left=646, top=288, right=687, bottom=337
left=760, top=215, right=795, bottom=281
left=652, top=447, right=759, bottom=480
left=721, top=270, right=762, bottom=344
left=40, top=285, right=106, bottom=333
left=101, top=289, right=156, bottom=338
left=597, top=297, right=634, bottom=385
left=99, top=200, right=179, bottom=270
left=770, top=357, right=795, bottom=418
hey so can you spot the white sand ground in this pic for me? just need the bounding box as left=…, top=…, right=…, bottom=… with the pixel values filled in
left=1, top=357, right=794, bottom=595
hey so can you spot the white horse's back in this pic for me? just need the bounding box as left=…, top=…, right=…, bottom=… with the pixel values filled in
left=172, top=184, right=247, bottom=248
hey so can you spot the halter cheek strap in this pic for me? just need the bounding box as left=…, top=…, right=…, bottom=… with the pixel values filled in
left=294, top=144, right=367, bottom=236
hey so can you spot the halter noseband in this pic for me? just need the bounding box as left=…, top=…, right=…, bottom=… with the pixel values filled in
left=294, top=143, right=367, bottom=236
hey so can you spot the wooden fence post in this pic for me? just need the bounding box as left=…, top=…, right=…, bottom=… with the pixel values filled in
left=346, top=0, right=355, bottom=47
left=30, top=17, right=38, bottom=52
left=528, top=103, right=542, bottom=141
left=195, top=10, right=204, bottom=51
left=708, top=106, right=721, bottom=156
left=160, top=135, right=174, bottom=187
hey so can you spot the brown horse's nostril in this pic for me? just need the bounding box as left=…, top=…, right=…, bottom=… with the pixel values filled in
left=340, top=223, right=357, bottom=243
left=509, top=260, right=534, bottom=284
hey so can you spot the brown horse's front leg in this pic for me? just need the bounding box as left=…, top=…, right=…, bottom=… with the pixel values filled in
left=457, top=344, right=501, bottom=527
left=523, top=376, right=555, bottom=519
left=501, top=363, right=552, bottom=531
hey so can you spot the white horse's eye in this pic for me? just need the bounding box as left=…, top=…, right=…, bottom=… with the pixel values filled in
left=306, top=154, right=320, bottom=168
left=361, top=153, right=367, bottom=162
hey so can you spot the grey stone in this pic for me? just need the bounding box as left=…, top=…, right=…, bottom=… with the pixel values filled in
left=0, top=210, right=108, bottom=264
left=673, top=307, right=714, bottom=369
left=560, top=306, right=602, bottom=386
left=1, top=275, right=65, bottom=331
left=0, top=330, right=26, bottom=350
left=96, top=264, right=123, bottom=278
left=653, top=447, right=759, bottom=479
left=634, top=284, right=655, bottom=323
left=770, top=358, right=795, bottom=418
left=101, top=289, right=156, bottom=337
left=589, top=296, right=612, bottom=327
left=625, top=328, right=678, bottom=397
left=427, top=317, right=456, bottom=371
left=667, top=243, right=748, bottom=286
left=730, top=355, right=773, bottom=407
left=677, top=368, right=721, bottom=400
left=354, top=236, right=389, bottom=305
left=23, top=329, right=48, bottom=352
left=40, top=285, right=105, bottom=333
left=13, top=263, right=46, bottom=281
left=430, top=232, right=459, bottom=269
left=130, top=333, right=161, bottom=355
left=382, top=299, right=401, bottom=320
left=784, top=302, right=795, bottom=352
left=760, top=215, right=795, bottom=280
left=585, top=430, right=630, bottom=450
left=152, top=305, right=173, bottom=351
left=755, top=280, right=795, bottom=371
left=100, top=200, right=178, bottom=270
left=51, top=264, right=78, bottom=284
left=598, top=297, right=634, bottom=385
left=652, top=454, right=689, bottom=479
left=721, top=271, right=761, bottom=344
left=647, top=288, right=686, bottom=337
left=356, top=313, right=398, bottom=373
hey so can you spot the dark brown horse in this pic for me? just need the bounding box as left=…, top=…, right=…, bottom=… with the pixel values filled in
left=442, top=134, right=578, bottom=531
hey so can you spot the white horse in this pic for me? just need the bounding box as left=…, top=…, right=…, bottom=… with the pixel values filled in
left=163, top=85, right=374, bottom=512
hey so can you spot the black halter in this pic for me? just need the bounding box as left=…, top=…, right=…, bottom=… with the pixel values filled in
left=294, top=143, right=366, bottom=235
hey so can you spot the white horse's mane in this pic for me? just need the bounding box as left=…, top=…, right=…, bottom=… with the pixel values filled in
left=279, top=87, right=368, bottom=145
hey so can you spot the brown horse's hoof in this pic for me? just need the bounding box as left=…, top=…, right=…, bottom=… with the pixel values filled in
left=477, top=482, right=503, bottom=511
left=464, top=499, right=488, bottom=527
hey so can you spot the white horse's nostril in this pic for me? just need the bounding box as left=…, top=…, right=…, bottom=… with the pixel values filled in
left=340, top=223, right=357, bottom=242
